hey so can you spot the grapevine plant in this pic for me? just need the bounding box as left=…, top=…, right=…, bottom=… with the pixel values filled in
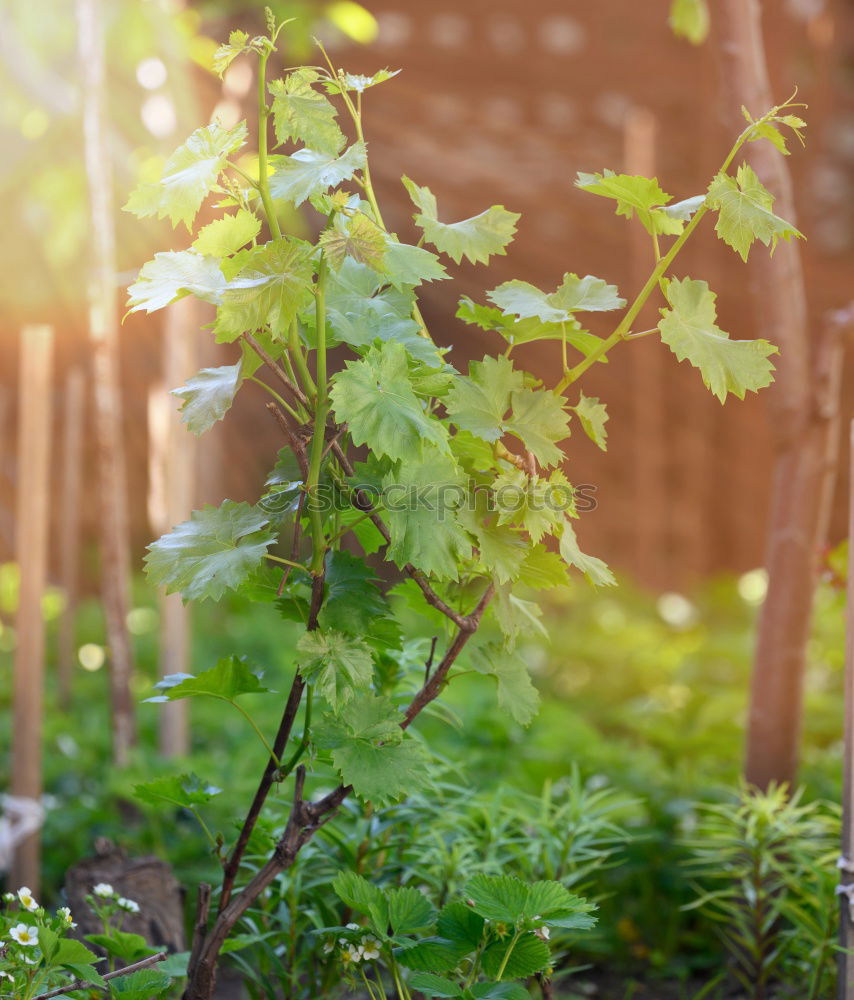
left=124, top=12, right=805, bottom=999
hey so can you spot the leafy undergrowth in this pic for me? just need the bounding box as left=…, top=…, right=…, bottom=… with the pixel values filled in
left=0, top=566, right=843, bottom=994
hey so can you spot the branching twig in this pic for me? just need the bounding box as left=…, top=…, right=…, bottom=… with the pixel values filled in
left=182, top=583, right=495, bottom=1000
left=266, top=402, right=309, bottom=480
left=33, top=951, right=167, bottom=999
left=245, top=333, right=310, bottom=410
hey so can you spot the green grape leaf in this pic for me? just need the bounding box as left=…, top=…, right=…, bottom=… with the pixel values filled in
left=382, top=450, right=472, bottom=581
left=559, top=521, right=616, bottom=587
left=488, top=274, right=624, bottom=323
left=657, top=277, right=778, bottom=401
left=125, top=122, right=247, bottom=230
left=215, top=238, right=315, bottom=340
left=387, top=886, right=437, bottom=934
left=151, top=656, right=270, bottom=700
left=402, top=176, right=520, bottom=265
left=383, top=237, right=449, bottom=288
left=470, top=643, right=540, bottom=726
left=505, top=385, right=571, bottom=469
left=481, top=933, right=550, bottom=980
left=133, top=773, right=222, bottom=810
left=332, top=871, right=389, bottom=933
left=330, top=342, right=450, bottom=461
left=492, top=469, right=570, bottom=544
left=445, top=355, right=523, bottom=442
left=669, top=0, right=710, bottom=44
left=456, top=297, right=600, bottom=355
left=706, top=163, right=804, bottom=262
left=212, top=30, right=251, bottom=77
left=314, top=692, right=430, bottom=805
left=469, top=517, right=528, bottom=585
left=517, top=545, right=569, bottom=590
left=144, top=500, right=277, bottom=600
left=324, top=68, right=402, bottom=94
left=192, top=209, right=261, bottom=257
left=549, top=273, right=626, bottom=313
left=663, top=194, right=706, bottom=222
left=319, top=551, right=398, bottom=649
left=406, top=973, right=463, bottom=998
left=296, top=629, right=374, bottom=711
left=323, top=259, right=443, bottom=367
left=269, top=68, right=345, bottom=154
left=172, top=361, right=242, bottom=435
left=573, top=393, right=608, bottom=451
left=270, top=142, right=366, bottom=206
left=126, top=251, right=227, bottom=314
left=575, top=169, right=683, bottom=236
left=487, top=280, right=567, bottom=323
left=494, top=591, right=547, bottom=648
left=748, top=120, right=790, bottom=156
left=319, top=211, right=387, bottom=271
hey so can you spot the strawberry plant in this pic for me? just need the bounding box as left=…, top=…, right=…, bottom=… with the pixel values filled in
left=125, top=11, right=805, bottom=998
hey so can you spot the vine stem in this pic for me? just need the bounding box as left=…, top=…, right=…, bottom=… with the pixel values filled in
left=256, top=47, right=281, bottom=240
left=317, top=43, right=432, bottom=340
left=307, top=255, right=330, bottom=575
left=554, top=202, right=709, bottom=392
left=248, top=377, right=302, bottom=422
left=554, top=103, right=785, bottom=394
left=265, top=553, right=307, bottom=573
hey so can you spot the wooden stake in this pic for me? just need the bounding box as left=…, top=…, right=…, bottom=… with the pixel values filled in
left=158, top=298, right=198, bottom=757
left=839, top=420, right=854, bottom=999
left=57, top=367, right=85, bottom=711
left=10, top=325, right=54, bottom=892
left=76, top=0, right=136, bottom=765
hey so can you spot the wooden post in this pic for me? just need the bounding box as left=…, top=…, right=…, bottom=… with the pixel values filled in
left=57, top=367, right=85, bottom=711
left=10, top=325, right=54, bottom=892
left=717, top=0, right=845, bottom=788
left=840, top=420, right=854, bottom=999
left=157, top=299, right=198, bottom=757
left=76, top=0, right=136, bottom=765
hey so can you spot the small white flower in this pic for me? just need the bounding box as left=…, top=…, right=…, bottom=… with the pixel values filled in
left=117, top=897, right=140, bottom=914
left=534, top=925, right=550, bottom=941
left=322, top=939, right=335, bottom=954
left=22, top=955, right=38, bottom=966
left=360, top=937, right=381, bottom=961
left=345, top=922, right=360, bottom=931
left=17, top=888, right=37, bottom=912
left=3, top=892, right=15, bottom=903
left=57, top=907, right=77, bottom=928
left=9, top=924, right=38, bottom=947
left=0, top=970, right=13, bottom=981
left=92, top=883, right=114, bottom=898
left=341, top=944, right=362, bottom=964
